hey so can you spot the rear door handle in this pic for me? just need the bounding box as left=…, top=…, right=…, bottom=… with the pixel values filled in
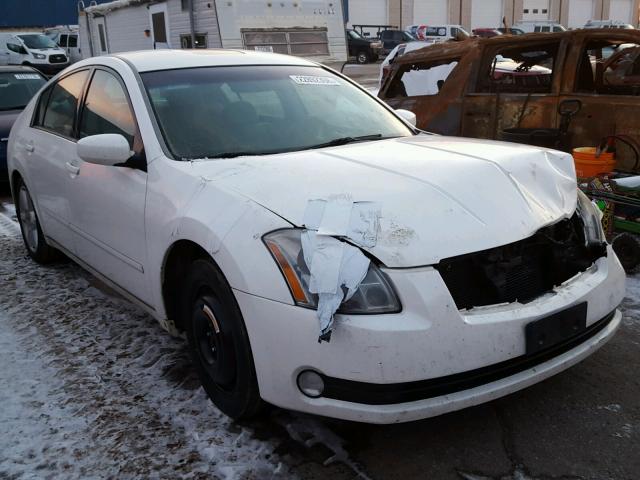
left=25, top=143, right=34, bottom=152
left=65, top=162, right=80, bottom=175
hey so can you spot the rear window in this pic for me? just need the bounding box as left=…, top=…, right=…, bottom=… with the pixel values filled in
left=0, top=72, right=46, bottom=111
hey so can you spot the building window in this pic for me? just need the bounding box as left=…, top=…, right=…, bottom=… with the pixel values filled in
left=533, top=9, right=539, bottom=13
left=180, top=33, right=208, bottom=48
left=542, top=9, right=548, bottom=14
left=524, top=9, right=529, bottom=13
left=242, top=29, right=330, bottom=56
left=181, top=0, right=190, bottom=11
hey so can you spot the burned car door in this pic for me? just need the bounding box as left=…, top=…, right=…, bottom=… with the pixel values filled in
left=560, top=32, right=640, bottom=170
left=380, top=53, right=471, bottom=135
left=461, top=38, right=565, bottom=141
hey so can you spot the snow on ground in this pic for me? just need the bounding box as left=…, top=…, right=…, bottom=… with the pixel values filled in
left=0, top=205, right=289, bottom=479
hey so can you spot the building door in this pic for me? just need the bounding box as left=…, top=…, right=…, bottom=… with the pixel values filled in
left=523, top=0, right=551, bottom=21
left=568, top=0, right=596, bottom=28
left=347, top=0, right=388, bottom=37
left=413, top=0, right=448, bottom=26
left=609, top=0, right=633, bottom=23
left=94, top=17, right=108, bottom=54
left=471, top=0, right=504, bottom=29
left=149, top=3, right=171, bottom=49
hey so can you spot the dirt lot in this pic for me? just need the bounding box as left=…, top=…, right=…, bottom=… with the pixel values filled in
left=1, top=149, right=639, bottom=479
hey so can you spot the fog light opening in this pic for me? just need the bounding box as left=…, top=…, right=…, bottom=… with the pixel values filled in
left=297, top=370, right=324, bottom=398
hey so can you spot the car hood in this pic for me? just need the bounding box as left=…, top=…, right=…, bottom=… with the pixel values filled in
left=190, top=135, right=577, bottom=267
left=0, top=110, right=21, bottom=138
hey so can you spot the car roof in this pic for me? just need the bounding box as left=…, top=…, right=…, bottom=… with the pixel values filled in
left=0, top=65, right=44, bottom=75
left=106, top=49, right=319, bottom=73
left=394, top=29, right=640, bottom=65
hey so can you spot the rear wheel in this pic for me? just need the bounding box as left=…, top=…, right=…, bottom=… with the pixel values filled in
left=15, top=180, right=59, bottom=263
left=182, top=258, right=262, bottom=420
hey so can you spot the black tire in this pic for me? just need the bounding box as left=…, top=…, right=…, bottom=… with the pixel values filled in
left=182, top=258, right=262, bottom=420
left=612, top=233, right=640, bottom=272
left=356, top=50, right=369, bottom=64
left=15, top=178, right=60, bottom=264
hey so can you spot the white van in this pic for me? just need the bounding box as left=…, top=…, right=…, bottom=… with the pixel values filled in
left=0, top=32, right=69, bottom=75
left=584, top=20, right=635, bottom=29
left=44, top=26, right=82, bottom=64
left=513, top=21, right=567, bottom=33
left=406, top=25, right=470, bottom=43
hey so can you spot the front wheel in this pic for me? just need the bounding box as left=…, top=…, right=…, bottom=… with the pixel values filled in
left=356, top=51, right=369, bottom=64
left=15, top=180, right=59, bottom=263
left=182, top=258, right=262, bottom=420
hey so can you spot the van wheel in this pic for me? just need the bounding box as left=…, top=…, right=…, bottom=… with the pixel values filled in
left=356, top=51, right=369, bottom=64
left=15, top=180, right=59, bottom=264
left=182, top=258, right=262, bottom=420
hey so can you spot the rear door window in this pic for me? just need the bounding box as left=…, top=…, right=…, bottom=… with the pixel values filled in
left=575, top=40, right=640, bottom=95
left=476, top=42, right=559, bottom=93
left=38, top=70, right=89, bottom=138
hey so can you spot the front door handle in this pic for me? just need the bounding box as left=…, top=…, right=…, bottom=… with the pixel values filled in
left=65, top=162, right=80, bottom=175
left=25, top=143, right=34, bottom=152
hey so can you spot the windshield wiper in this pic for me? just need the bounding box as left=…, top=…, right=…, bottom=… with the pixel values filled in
left=205, top=150, right=280, bottom=159
left=0, top=105, right=26, bottom=111
left=308, top=134, right=392, bottom=150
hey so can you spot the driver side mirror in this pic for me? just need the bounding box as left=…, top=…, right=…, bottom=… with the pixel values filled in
left=77, top=134, right=133, bottom=166
left=395, top=109, right=417, bottom=127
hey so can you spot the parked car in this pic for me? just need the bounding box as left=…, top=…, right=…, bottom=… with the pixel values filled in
left=346, top=29, right=383, bottom=64
left=379, top=29, right=415, bottom=54
left=497, top=27, right=525, bottom=35
left=0, top=66, right=46, bottom=183
left=378, top=29, right=640, bottom=171
left=45, top=26, right=82, bottom=64
left=473, top=28, right=503, bottom=38
left=584, top=20, right=635, bottom=30
left=0, top=32, right=69, bottom=76
left=513, top=21, right=566, bottom=33
left=8, top=50, right=625, bottom=424
left=406, top=24, right=470, bottom=42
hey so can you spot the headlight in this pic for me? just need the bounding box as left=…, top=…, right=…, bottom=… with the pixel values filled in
left=32, top=53, right=46, bottom=59
left=577, top=190, right=605, bottom=245
left=264, top=229, right=400, bottom=314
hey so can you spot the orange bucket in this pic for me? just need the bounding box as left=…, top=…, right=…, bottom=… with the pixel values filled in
left=572, top=147, right=616, bottom=178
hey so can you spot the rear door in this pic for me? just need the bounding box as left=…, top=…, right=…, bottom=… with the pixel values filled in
left=461, top=38, right=565, bottom=140
left=26, top=69, right=90, bottom=251
left=560, top=33, right=640, bottom=170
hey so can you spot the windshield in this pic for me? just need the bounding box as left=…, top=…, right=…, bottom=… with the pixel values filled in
left=18, top=34, right=57, bottom=49
left=0, top=72, right=46, bottom=111
left=141, top=66, right=413, bottom=159
left=348, top=30, right=362, bottom=40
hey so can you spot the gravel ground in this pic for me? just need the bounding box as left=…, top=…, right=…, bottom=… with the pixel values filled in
left=0, top=188, right=638, bottom=480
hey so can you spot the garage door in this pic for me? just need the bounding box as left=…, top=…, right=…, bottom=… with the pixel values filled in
left=471, top=0, right=504, bottom=29
left=567, top=0, right=595, bottom=28
left=413, top=0, right=449, bottom=26
left=348, top=0, right=388, bottom=27
left=609, top=0, right=633, bottom=23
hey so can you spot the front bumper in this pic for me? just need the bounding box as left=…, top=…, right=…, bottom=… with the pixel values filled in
left=237, top=246, right=625, bottom=424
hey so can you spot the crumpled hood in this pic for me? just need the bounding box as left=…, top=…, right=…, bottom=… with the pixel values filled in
left=191, top=135, right=578, bottom=267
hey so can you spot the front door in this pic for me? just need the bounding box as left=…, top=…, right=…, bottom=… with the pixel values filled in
left=149, top=3, right=171, bottom=49
left=461, top=39, right=564, bottom=141
left=26, top=69, right=91, bottom=252
left=68, top=67, right=151, bottom=304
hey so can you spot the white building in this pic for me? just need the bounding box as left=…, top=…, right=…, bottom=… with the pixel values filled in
left=79, top=0, right=347, bottom=63
left=522, top=0, right=639, bottom=28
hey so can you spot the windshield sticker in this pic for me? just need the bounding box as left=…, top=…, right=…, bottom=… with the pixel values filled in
left=289, top=75, right=340, bottom=86
left=14, top=74, right=41, bottom=80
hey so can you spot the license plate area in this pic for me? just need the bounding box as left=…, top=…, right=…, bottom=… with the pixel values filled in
left=525, top=302, right=588, bottom=355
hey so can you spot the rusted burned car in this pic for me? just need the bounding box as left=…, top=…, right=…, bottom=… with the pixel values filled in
left=379, top=30, right=640, bottom=170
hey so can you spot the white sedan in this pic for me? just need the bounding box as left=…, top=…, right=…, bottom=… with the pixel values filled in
left=8, top=50, right=625, bottom=424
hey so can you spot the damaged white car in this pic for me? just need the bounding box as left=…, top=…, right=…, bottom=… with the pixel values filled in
left=8, top=50, right=625, bottom=424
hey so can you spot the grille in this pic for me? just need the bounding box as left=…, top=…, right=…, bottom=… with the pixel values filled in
left=49, top=54, right=67, bottom=64
left=436, top=214, right=606, bottom=310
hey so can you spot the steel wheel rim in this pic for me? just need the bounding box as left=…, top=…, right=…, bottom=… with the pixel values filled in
left=18, top=186, right=38, bottom=253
